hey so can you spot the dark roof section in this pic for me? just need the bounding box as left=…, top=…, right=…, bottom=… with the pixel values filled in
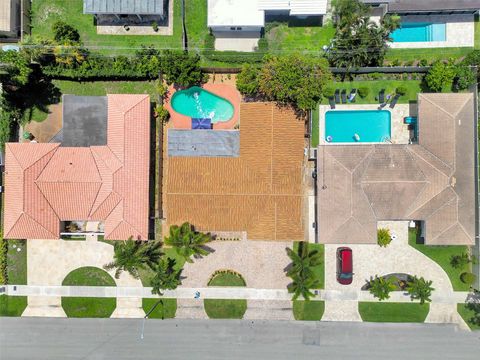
left=61, top=95, right=107, bottom=147
left=168, top=130, right=240, bottom=157
left=362, top=0, right=480, bottom=12
left=83, top=0, right=164, bottom=15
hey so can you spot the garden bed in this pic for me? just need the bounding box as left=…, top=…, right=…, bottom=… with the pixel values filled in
left=204, top=270, right=247, bottom=319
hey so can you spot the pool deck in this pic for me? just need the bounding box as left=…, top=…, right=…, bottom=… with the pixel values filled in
left=319, top=104, right=413, bottom=145
left=388, top=14, right=474, bottom=49
left=165, top=83, right=241, bottom=130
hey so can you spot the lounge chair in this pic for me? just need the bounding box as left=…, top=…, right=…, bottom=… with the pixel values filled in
left=378, top=89, right=385, bottom=104
left=328, top=97, right=336, bottom=109
left=389, top=94, right=401, bottom=109
left=334, top=89, right=340, bottom=104
left=341, top=89, right=347, bottom=104
left=348, top=89, right=357, bottom=103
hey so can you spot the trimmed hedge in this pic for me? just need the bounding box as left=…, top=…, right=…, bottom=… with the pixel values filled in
left=0, top=232, right=7, bottom=284
left=202, top=50, right=266, bottom=64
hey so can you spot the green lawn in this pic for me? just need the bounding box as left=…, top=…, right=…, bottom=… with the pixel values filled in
left=31, top=0, right=183, bottom=55
left=359, top=302, right=429, bottom=322
left=7, top=239, right=27, bottom=285
left=53, top=80, right=158, bottom=97
left=143, top=298, right=177, bottom=319
left=385, top=47, right=473, bottom=64
left=0, top=295, right=28, bottom=317
left=457, top=303, right=480, bottom=331
left=408, top=228, right=471, bottom=291
left=61, top=266, right=116, bottom=318
left=311, top=106, right=320, bottom=147
left=62, top=266, right=116, bottom=287
left=204, top=270, right=247, bottom=319
left=293, top=300, right=324, bottom=321
left=204, top=299, right=247, bottom=319
left=185, top=0, right=208, bottom=50
left=293, top=243, right=325, bottom=289
left=321, top=80, right=422, bottom=106
left=266, top=22, right=335, bottom=52
left=208, top=272, right=246, bottom=287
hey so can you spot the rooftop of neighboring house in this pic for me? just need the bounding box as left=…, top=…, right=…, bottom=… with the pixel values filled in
left=4, top=94, right=151, bottom=241
left=317, top=93, right=476, bottom=246
left=164, top=102, right=306, bottom=241
left=363, top=0, right=480, bottom=12
left=207, top=0, right=327, bottom=28
left=83, top=0, right=164, bottom=15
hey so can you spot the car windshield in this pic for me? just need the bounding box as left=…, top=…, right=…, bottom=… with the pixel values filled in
left=340, top=273, right=352, bottom=279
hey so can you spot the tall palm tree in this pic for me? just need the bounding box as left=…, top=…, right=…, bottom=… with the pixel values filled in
left=164, top=222, right=212, bottom=263
left=287, top=274, right=321, bottom=301
left=406, top=276, right=434, bottom=305
left=150, top=257, right=182, bottom=296
left=103, top=238, right=162, bottom=279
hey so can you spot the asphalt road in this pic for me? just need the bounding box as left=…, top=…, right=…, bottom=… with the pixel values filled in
left=1, top=318, right=479, bottom=360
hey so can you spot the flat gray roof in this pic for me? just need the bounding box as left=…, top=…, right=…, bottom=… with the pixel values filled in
left=83, top=0, right=164, bottom=15
left=168, top=130, right=240, bottom=157
left=363, top=0, right=479, bottom=12
left=61, top=95, right=107, bottom=147
left=317, top=93, right=476, bottom=246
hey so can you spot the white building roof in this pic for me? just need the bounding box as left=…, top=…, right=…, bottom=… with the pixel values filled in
left=208, top=0, right=265, bottom=27
left=208, top=0, right=327, bottom=28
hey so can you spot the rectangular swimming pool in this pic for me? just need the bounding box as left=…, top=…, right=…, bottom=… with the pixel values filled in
left=391, top=22, right=446, bottom=42
left=325, top=110, right=391, bottom=143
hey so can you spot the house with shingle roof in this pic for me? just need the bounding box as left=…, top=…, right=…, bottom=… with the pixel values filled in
left=3, top=94, right=151, bottom=240
left=317, top=93, right=476, bottom=246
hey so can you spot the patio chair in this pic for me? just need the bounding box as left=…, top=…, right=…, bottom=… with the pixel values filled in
left=334, top=89, right=340, bottom=104
left=341, top=89, right=347, bottom=104
left=328, top=97, right=336, bottom=109
left=377, top=89, right=385, bottom=104
left=389, top=94, right=401, bottom=109
left=348, top=89, right=357, bottom=103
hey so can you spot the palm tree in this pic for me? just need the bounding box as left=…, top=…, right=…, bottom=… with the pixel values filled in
left=285, top=242, right=322, bottom=300
left=150, top=257, right=182, bottom=296
left=164, top=222, right=212, bottom=263
left=287, top=274, right=321, bottom=301
left=406, top=276, right=434, bottom=305
left=286, top=242, right=322, bottom=279
left=103, top=238, right=162, bottom=279
left=368, top=275, right=397, bottom=301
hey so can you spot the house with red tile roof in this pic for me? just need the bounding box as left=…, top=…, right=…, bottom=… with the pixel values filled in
left=3, top=94, right=151, bottom=240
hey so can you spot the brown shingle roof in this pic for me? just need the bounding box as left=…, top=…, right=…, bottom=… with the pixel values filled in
left=4, top=94, right=150, bottom=240
left=317, top=93, right=476, bottom=245
left=164, top=102, right=306, bottom=241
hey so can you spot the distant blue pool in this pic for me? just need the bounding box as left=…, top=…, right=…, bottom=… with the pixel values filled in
left=325, top=110, right=391, bottom=143
left=391, top=22, right=446, bottom=42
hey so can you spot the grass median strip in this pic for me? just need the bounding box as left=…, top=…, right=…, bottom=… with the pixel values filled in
left=0, top=295, right=28, bottom=317
left=293, top=300, right=324, bottom=321
left=359, top=302, right=429, bottom=323
left=143, top=298, right=177, bottom=319
left=204, top=270, right=247, bottom=319
left=457, top=303, right=480, bottom=331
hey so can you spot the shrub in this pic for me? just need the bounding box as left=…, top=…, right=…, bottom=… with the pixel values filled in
left=395, top=86, right=407, bottom=96
left=202, top=50, right=265, bottom=64
left=454, top=65, right=476, bottom=91
left=155, top=105, right=170, bottom=123
left=425, top=61, right=456, bottom=92
left=377, top=228, right=391, bottom=247
left=406, top=276, right=434, bottom=305
left=323, top=86, right=335, bottom=98
left=257, top=38, right=269, bottom=52
left=236, top=63, right=259, bottom=96
left=419, top=59, right=428, bottom=67
left=0, top=232, right=7, bottom=284
left=450, top=253, right=472, bottom=269
left=204, top=30, right=215, bottom=50
left=391, top=59, right=401, bottom=67
left=152, top=21, right=159, bottom=32
left=52, top=21, right=80, bottom=43
left=368, top=275, right=397, bottom=301
left=462, top=50, right=480, bottom=66
left=460, top=272, right=477, bottom=285
left=358, top=87, right=369, bottom=98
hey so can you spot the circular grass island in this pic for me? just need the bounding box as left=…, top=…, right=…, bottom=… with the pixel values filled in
left=204, top=270, right=247, bottom=319
left=61, top=266, right=116, bottom=318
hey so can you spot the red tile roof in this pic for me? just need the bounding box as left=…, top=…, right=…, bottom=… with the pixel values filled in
left=4, top=94, right=150, bottom=240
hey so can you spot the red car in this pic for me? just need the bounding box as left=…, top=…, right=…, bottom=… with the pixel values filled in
left=336, top=247, right=353, bottom=285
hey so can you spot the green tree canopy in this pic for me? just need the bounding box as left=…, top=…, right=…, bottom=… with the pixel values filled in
left=425, top=61, right=456, bottom=92
left=150, top=257, right=182, bottom=296
left=164, top=222, right=212, bottom=263
left=103, top=239, right=162, bottom=279
left=368, top=275, right=397, bottom=301
left=406, top=276, right=434, bottom=305
left=328, top=0, right=400, bottom=68
left=52, top=21, right=81, bottom=43
left=161, top=51, right=206, bottom=88
left=236, top=64, right=260, bottom=97
left=258, top=54, right=332, bottom=110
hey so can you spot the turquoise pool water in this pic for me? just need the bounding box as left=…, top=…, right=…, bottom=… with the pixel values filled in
left=325, top=110, right=391, bottom=143
left=391, top=22, right=446, bottom=42
left=171, top=86, right=234, bottom=123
